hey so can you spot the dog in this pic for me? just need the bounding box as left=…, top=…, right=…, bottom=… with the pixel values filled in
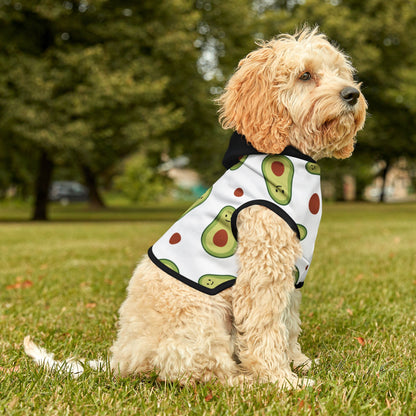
left=25, top=27, right=366, bottom=388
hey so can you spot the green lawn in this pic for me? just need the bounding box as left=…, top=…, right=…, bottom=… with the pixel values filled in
left=0, top=202, right=415, bottom=415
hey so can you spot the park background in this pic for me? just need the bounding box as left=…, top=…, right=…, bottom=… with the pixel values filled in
left=0, top=1, right=416, bottom=415
left=0, top=0, right=416, bottom=218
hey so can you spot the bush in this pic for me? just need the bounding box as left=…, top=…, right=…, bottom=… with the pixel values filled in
left=114, top=153, right=171, bottom=203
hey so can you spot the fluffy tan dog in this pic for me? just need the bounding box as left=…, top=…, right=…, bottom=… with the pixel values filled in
left=109, top=27, right=366, bottom=388
left=25, top=27, right=366, bottom=388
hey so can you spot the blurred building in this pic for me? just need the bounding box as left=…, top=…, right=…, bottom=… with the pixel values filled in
left=364, top=158, right=414, bottom=202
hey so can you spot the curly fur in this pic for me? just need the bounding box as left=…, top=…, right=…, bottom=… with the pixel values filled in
left=218, top=27, right=366, bottom=159
left=25, top=27, right=366, bottom=389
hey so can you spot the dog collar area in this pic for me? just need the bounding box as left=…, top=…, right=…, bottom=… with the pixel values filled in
left=222, top=132, right=317, bottom=169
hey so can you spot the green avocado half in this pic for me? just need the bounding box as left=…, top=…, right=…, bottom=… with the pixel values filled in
left=262, top=155, right=294, bottom=205
left=305, top=162, right=320, bottom=175
left=201, top=205, right=237, bottom=258
left=297, top=224, right=307, bottom=241
left=159, top=259, right=179, bottom=273
left=198, top=274, right=236, bottom=289
left=293, top=266, right=300, bottom=284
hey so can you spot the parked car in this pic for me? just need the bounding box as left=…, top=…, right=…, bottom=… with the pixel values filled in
left=49, top=181, right=89, bottom=205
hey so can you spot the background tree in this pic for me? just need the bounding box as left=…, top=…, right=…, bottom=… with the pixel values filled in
left=0, top=0, right=195, bottom=219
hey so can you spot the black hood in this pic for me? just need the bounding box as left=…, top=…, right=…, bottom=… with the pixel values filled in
left=222, top=132, right=316, bottom=169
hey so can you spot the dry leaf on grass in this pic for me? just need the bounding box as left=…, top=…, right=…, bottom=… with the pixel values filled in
left=355, top=337, right=366, bottom=346
left=6, top=279, right=33, bottom=290
left=85, top=303, right=97, bottom=309
left=204, top=390, right=213, bottom=402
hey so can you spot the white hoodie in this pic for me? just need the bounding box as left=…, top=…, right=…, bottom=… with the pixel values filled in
left=149, top=135, right=322, bottom=295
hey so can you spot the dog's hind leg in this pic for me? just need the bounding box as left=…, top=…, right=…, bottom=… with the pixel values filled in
left=232, top=205, right=313, bottom=388
left=285, top=289, right=315, bottom=373
left=110, top=258, right=241, bottom=384
left=151, top=299, right=241, bottom=385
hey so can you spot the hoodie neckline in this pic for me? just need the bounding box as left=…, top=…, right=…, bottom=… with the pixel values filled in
left=222, top=132, right=317, bottom=169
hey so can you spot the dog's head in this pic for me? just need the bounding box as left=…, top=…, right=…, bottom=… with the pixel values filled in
left=218, top=27, right=367, bottom=160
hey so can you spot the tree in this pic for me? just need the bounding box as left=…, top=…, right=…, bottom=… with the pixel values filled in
left=0, top=1, right=194, bottom=219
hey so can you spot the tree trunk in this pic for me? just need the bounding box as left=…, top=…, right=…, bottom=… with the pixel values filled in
left=32, top=150, right=54, bottom=221
left=379, top=160, right=390, bottom=203
left=81, top=164, right=106, bottom=209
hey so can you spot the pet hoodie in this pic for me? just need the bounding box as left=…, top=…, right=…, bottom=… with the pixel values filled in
left=148, top=132, right=322, bottom=295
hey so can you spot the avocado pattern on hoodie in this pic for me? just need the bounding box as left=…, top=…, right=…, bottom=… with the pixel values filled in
left=148, top=133, right=322, bottom=296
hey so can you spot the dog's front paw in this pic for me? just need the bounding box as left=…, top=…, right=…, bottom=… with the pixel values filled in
left=293, top=355, right=319, bottom=373
left=281, top=375, right=315, bottom=390
left=299, top=377, right=315, bottom=388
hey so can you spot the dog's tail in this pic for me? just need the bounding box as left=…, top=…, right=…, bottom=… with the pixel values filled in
left=23, top=336, right=106, bottom=378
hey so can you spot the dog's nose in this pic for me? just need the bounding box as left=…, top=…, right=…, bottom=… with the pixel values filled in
left=340, top=87, right=360, bottom=106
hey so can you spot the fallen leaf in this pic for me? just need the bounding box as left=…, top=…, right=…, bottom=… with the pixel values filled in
left=298, top=399, right=305, bottom=410
left=85, top=303, right=96, bottom=309
left=204, top=390, right=213, bottom=402
left=346, top=308, right=353, bottom=316
left=6, top=280, right=33, bottom=290
left=6, top=284, right=17, bottom=290
left=355, top=337, right=366, bottom=346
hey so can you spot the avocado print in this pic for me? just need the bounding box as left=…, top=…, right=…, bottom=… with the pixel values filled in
left=201, top=205, right=237, bottom=258
left=230, top=155, right=248, bottom=170
left=293, top=266, right=300, bottom=284
left=305, top=162, right=320, bottom=175
left=297, top=224, right=307, bottom=241
left=180, top=187, right=212, bottom=218
left=198, top=274, right=236, bottom=289
left=160, top=259, right=179, bottom=273
left=262, top=155, right=294, bottom=205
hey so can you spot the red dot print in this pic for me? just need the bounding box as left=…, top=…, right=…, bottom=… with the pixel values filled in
left=169, top=233, right=181, bottom=244
left=213, top=229, right=228, bottom=247
left=272, top=161, right=285, bottom=176
left=309, top=193, right=320, bottom=215
left=234, top=188, right=244, bottom=197
left=305, top=265, right=309, bottom=271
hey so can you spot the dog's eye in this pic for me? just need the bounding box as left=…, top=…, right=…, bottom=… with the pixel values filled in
left=299, top=72, right=312, bottom=81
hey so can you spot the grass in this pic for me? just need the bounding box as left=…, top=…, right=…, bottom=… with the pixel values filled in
left=0, top=201, right=415, bottom=415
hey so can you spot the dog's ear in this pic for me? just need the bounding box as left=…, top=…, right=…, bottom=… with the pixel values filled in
left=218, top=45, right=292, bottom=154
